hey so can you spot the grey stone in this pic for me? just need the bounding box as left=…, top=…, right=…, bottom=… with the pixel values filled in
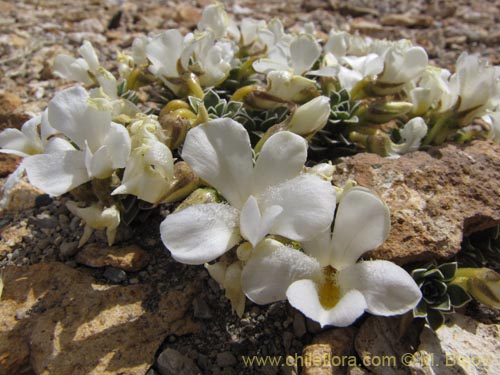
left=157, top=348, right=201, bottom=375
left=103, top=267, right=127, bottom=283
left=216, top=351, right=237, bottom=367
left=59, top=241, right=79, bottom=258
left=192, top=297, right=213, bottom=320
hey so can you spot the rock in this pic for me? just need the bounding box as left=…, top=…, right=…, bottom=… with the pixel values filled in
left=59, top=241, right=79, bottom=259
left=0, top=178, right=43, bottom=212
left=75, top=243, right=151, bottom=271
left=0, top=263, right=199, bottom=375
left=354, top=316, right=416, bottom=375
left=216, top=351, right=237, bottom=367
left=293, top=311, right=307, bottom=338
left=0, top=92, right=29, bottom=131
left=331, top=141, right=500, bottom=264
left=301, top=327, right=357, bottom=375
left=0, top=154, right=21, bottom=178
left=408, top=314, right=500, bottom=375
left=103, top=267, right=127, bottom=283
left=157, top=348, right=201, bottom=375
left=380, top=14, right=433, bottom=28
left=192, top=297, right=213, bottom=320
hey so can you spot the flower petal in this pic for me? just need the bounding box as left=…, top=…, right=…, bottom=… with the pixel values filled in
left=258, top=174, right=335, bottom=242
left=23, top=151, right=90, bottom=196
left=252, top=131, right=307, bottom=195
left=48, top=86, right=110, bottom=151
left=302, top=228, right=334, bottom=268
left=240, top=195, right=283, bottom=248
left=330, top=187, right=390, bottom=269
left=338, top=260, right=422, bottom=316
left=290, top=34, right=321, bottom=75
left=181, top=118, right=253, bottom=208
left=104, top=122, right=131, bottom=169
left=286, top=279, right=367, bottom=327
left=242, top=241, right=321, bottom=304
left=160, top=203, right=241, bottom=265
left=146, top=29, right=183, bottom=78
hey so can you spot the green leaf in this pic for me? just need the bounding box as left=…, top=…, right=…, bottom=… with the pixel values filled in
left=426, top=309, right=445, bottom=330
left=188, top=96, right=201, bottom=113
left=423, top=268, right=444, bottom=280
left=413, top=299, right=428, bottom=317
left=447, top=284, right=472, bottom=308
left=431, top=294, right=452, bottom=311
left=411, top=268, right=429, bottom=281
left=439, top=262, right=458, bottom=281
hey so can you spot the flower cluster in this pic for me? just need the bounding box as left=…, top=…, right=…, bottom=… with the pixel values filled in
left=1, top=3, right=499, bottom=327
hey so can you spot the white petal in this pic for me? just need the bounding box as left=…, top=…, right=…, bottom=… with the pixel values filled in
left=287, top=96, right=331, bottom=136
left=0, top=129, right=31, bottom=157
left=252, top=131, right=307, bottom=195
left=104, top=122, right=131, bottom=169
left=302, top=228, right=334, bottom=268
left=338, top=260, right=422, bottom=316
left=253, top=59, right=290, bottom=74
left=286, top=279, right=367, bottom=327
left=48, top=86, right=110, bottom=150
left=53, top=55, right=93, bottom=84
left=242, top=241, right=321, bottom=304
left=258, top=174, right=336, bottom=242
left=23, top=151, right=90, bottom=196
left=330, top=187, right=390, bottom=269
left=85, top=143, right=113, bottom=179
left=182, top=118, right=253, bottom=208
left=79, top=41, right=100, bottom=72
left=160, top=203, right=241, bottom=265
left=44, top=137, right=76, bottom=153
left=240, top=195, right=283, bottom=248
left=307, top=65, right=340, bottom=78
left=146, top=30, right=183, bottom=78
left=389, top=117, right=428, bottom=155
left=290, top=34, right=321, bottom=75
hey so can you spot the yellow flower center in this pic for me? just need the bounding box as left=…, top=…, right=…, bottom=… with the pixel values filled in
left=318, top=266, right=341, bottom=309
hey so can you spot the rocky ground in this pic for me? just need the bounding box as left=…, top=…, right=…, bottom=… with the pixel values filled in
left=1, top=1, right=500, bottom=375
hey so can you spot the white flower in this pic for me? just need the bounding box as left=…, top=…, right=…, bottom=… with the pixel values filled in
left=388, top=117, right=428, bottom=156
left=54, top=41, right=118, bottom=98
left=242, top=187, right=422, bottom=327
left=160, top=118, right=335, bottom=264
left=66, top=201, right=121, bottom=247
left=377, top=46, right=428, bottom=86
left=266, top=70, right=318, bottom=102
left=112, top=116, right=174, bottom=204
left=182, top=31, right=237, bottom=87
left=206, top=260, right=246, bottom=316
left=253, top=33, right=321, bottom=76
left=443, top=53, right=500, bottom=115
left=407, top=67, right=452, bottom=115
left=22, top=86, right=131, bottom=196
left=198, top=2, right=230, bottom=39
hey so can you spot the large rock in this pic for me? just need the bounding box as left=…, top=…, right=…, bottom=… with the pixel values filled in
left=75, top=243, right=151, bottom=271
left=409, top=314, right=500, bottom=374
left=0, top=263, right=199, bottom=375
left=331, top=141, right=500, bottom=264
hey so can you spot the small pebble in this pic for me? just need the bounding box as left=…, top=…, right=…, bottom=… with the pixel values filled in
left=193, top=297, right=213, bottom=319
left=60, top=241, right=79, bottom=258
left=35, top=194, right=52, bottom=207
left=103, top=267, right=127, bottom=283
left=216, top=351, right=237, bottom=367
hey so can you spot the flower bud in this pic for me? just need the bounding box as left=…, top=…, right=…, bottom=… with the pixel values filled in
left=162, top=161, right=200, bottom=204
left=453, top=268, right=500, bottom=309
left=287, top=96, right=330, bottom=138
left=174, top=187, right=221, bottom=212
left=354, top=99, right=413, bottom=124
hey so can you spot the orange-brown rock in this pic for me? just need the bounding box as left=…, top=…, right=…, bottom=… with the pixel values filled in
left=75, top=243, right=151, bottom=271
left=0, top=154, right=21, bottom=178
left=301, top=327, right=357, bottom=375
left=0, top=93, right=29, bottom=131
left=0, top=263, right=199, bottom=375
left=331, top=141, right=500, bottom=264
